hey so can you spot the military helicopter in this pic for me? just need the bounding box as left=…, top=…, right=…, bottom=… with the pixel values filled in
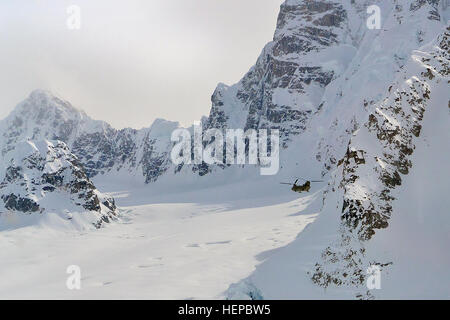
left=280, top=177, right=323, bottom=194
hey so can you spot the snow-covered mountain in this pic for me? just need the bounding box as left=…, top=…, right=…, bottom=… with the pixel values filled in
left=2, top=1, right=447, bottom=186
left=226, top=1, right=450, bottom=299
left=0, top=0, right=381, bottom=183
left=0, top=0, right=448, bottom=299
left=0, top=90, right=179, bottom=184
left=0, top=139, right=117, bottom=229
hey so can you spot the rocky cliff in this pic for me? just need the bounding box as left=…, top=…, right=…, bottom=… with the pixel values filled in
left=0, top=140, right=118, bottom=228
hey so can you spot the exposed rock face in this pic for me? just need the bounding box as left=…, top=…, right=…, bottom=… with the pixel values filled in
left=310, top=25, right=449, bottom=297
left=312, top=0, right=449, bottom=175
left=206, top=0, right=349, bottom=146
left=225, top=1, right=449, bottom=300
left=0, top=90, right=179, bottom=183
left=0, top=140, right=117, bottom=228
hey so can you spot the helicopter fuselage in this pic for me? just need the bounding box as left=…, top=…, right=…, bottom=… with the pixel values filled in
left=291, top=181, right=311, bottom=193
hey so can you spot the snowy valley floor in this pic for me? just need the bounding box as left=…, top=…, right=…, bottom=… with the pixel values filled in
left=0, top=181, right=319, bottom=299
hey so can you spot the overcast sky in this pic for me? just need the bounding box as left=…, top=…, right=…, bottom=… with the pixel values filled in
left=0, top=0, right=283, bottom=129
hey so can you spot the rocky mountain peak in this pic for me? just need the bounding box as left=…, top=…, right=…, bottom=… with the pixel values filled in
left=17, top=89, right=87, bottom=123
left=0, top=139, right=118, bottom=229
left=0, top=89, right=111, bottom=158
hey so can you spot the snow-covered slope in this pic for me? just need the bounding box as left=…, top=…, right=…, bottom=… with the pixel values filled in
left=227, top=22, right=450, bottom=300
left=0, top=140, right=118, bottom=230
left=314, top=0, right=448, bottom=173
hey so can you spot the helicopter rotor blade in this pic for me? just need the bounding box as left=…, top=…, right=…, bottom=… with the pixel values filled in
left=296, top=177, right=324, bottom=183
left=280, top=182, right=292, bottom=185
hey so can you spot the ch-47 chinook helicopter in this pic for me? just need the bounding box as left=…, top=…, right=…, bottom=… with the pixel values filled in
left=280, top=177, right=323, bottom=194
